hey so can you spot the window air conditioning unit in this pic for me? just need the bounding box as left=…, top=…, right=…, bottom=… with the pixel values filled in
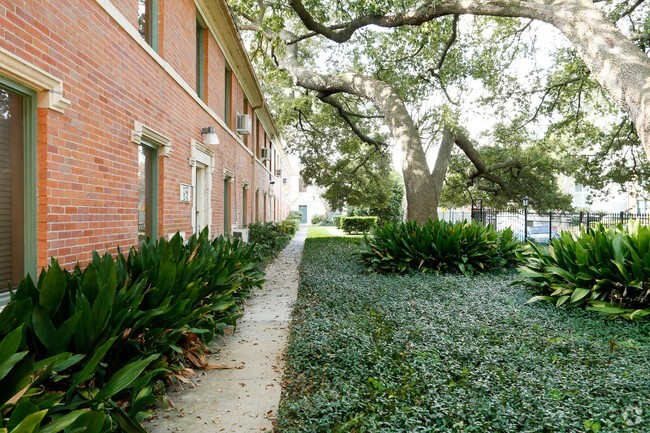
left=236, top=113, right=252, bottom=135
left=232, top=228, right=249, bottom=242
left=275, top=169, right=282, bottom=177
left=260, top=147, right=269, bottom=161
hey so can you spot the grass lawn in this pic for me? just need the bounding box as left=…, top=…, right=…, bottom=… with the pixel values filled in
left=307, top=226, right=339, bottom=238
left=277, top=235, right=650, bottom=432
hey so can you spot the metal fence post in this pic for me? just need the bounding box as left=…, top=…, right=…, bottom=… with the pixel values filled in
left=620, top=211, right=624, bottom=226
left=549, top=212, right=553, bottom=243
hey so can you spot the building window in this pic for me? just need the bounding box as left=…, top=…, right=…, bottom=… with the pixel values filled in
left=255, top=189, right=260, bottom=222
left=263, top=193, right=268, bottom=223
left=224, top=68, right=232, bottom=128
left=138, top=142, right=158, bottom=245
left=224, top=177, right=232, bottom=234
left=243, top=97, right=249, bottom=148
left=242, top=185, right=248, bottom=227
left=138, top=0, right=159, bottom=51
left=0, top=79, right=36, bottom=289
left=132, top=122, right=169, bottom=245
left=196, top=16, right=206, bottom=100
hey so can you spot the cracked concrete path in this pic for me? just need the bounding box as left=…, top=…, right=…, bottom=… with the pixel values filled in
left=145, top=226, right=307, bottom=433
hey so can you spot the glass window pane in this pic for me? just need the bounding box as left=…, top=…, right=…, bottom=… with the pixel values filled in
left=0, top=87, right=25, bottom=287
left=138, top=144, right=154, bottom=244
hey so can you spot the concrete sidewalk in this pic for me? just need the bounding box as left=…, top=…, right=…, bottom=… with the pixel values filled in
left=145, top=226, right=307, bottom=433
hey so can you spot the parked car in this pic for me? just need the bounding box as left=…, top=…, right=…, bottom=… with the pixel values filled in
left=528, top=225, right=560, bottom=244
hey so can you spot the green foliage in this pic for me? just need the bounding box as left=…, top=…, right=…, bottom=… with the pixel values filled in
left=248, top=214, right=300, bottom=264
left=360, top=220, right=521, bottom=275
left=518, top=221, right=650, bottom=320
left=311, top=214, right=326, bottom=225
left=278, top=236, right=650, bottom=432
left=287, top=210, right=303, bottom=220
left=441, top=132, right=574, bottom=211
left=0, top=229, right=264, bottom=432
left=339, top=216, right=377, bottom=234
left=346, top=172, right=405, bottom=225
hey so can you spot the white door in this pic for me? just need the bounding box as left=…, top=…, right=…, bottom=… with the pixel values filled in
left=192, top=146, right=213, bottom=235
left=195, top=163, right=210, bottom=233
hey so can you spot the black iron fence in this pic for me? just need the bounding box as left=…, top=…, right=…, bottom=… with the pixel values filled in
left=438, top=207, right=650, bottom=243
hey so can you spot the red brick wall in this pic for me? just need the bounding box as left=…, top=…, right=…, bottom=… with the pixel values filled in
left=0, top=0, right=273, bottom=269
left=162, top=0, right=196, bottom=90
left=207, top=36, right=226, bottom=118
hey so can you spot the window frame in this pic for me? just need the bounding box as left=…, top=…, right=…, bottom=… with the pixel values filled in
left=138, top=0, right=159, bottom=52
left=0, top=76, right=37, bottom=282
left=138, top=140, right=159, bottom=243
left=196, top=15, right=206, bottom=100
left=224, top=68, right=232, bottom=128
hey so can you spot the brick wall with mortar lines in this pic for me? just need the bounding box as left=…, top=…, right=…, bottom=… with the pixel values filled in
left=0, top=0, right=274, bottom=269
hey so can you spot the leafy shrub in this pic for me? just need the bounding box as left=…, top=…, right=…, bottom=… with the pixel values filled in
left=0, top=229, right=264, bottom=432
left=360, top=219, right=521, bottom=275
left=311, top=214, right=326, bottom=225
left=282, top=217, right=300, bottom=235
left=340, top=216, right=377, bottom=234
left=249, top=217, right=298, bottom=264
left=287, top=210, right=303, bottom=220
left=333, top=216, right=342, bottom=228
left=519, top=221, right=650, bottom=320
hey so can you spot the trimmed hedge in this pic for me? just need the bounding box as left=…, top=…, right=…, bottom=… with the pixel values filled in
left=0, top=229, right=264, bottom=433
left=359, top=219, right=521, bottom=275
left=519, top=221, right=650, bottom=320
left=340, top=216, right=377, bottom=234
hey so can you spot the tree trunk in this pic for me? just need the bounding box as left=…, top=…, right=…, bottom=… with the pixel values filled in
left=431, top=0, right=650, bottom=160
left=542, top=0, right=650, bottom=161
left=279, top=44, right=439, bottom=223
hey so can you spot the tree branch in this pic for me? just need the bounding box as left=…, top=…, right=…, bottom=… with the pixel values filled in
left=287, top=0, right=552, bottom=43
left=318, top=93, right=388, bottom=151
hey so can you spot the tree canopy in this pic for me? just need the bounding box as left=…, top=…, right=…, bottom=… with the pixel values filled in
left=231, top=0, right=650, bottom=220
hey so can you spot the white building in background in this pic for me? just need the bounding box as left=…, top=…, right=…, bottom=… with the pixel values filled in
left=285, top=156, right=329, bottom=224
left=558, top=175, right=646, bottom=213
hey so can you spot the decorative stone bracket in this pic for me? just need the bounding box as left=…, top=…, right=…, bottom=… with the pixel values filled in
left=0, top=47, right=71, bottom=112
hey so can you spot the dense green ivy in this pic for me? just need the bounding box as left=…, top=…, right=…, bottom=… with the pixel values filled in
left=278, top=236, right=650, bottom=432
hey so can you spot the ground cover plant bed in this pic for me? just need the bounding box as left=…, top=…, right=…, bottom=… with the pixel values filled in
left=277, top=235, right=650, bottom=432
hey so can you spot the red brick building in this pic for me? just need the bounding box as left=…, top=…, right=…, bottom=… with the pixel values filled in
left=0, top=0, right=290, bottom=289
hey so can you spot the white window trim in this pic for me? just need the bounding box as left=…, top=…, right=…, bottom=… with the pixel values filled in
left=131, top=121, right=172, bottom=156
left=190, top=139, right=214, bottom=233
left=0, top=47, right=71, bottom=113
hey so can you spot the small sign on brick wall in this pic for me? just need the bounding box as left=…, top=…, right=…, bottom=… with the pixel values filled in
left=180, top=184, right=191, bottom=203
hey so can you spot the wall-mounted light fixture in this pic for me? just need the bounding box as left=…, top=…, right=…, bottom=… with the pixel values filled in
left=201, top=127, right=219, bottom=145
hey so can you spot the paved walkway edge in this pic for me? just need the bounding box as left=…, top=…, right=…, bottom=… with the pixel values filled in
left=145, top=227, right=307, bottom=433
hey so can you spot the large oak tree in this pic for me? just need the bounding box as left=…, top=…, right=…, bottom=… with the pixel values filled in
left=232, top=0, right=649, bottom=222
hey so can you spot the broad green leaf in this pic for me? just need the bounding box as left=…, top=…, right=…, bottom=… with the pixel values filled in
left=39, top=262, right=67, bottom=317
left=65, top=411, right=106, bottom=433
left=0, top=326, right=25, bottom=375
left=31, top=305, right=56, bottom=347
left=110, top=406, right=149, bottom=433
left=556, top=295, right=570, bottom=307
left=570, top=288, right=591, bottom=303
left=8, top=409, right=47, bottom=433
left=94, top=354, right=159, bottom=400
left=0, top=300, right=32, bottom=336
left=47, top=311, right=82, bottom=355
left=39, top=410, right=89, bottom=433
left=71, top=337, right=117, bottom=387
